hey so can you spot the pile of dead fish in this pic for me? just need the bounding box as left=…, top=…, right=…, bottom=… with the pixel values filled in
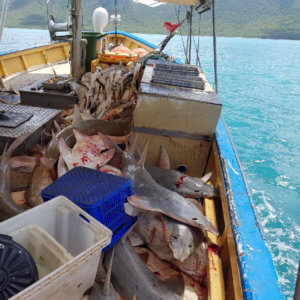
left=2, top=116, right=219, bottom=299
left=90, top=137, right=219, bottom=299
left=70, top=63, right=142, bottom=121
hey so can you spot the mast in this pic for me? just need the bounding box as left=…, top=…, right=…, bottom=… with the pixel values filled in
left=70, top=0, right=83, bottom=83
left=212, top=0, right=218, bottom=94
left=114, top=0, right=118, bottom=46
left=185, top=5, right=193, bottom=64
left=0, top=0, right=10, bottom=43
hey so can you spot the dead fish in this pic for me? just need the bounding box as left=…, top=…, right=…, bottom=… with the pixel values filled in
left=72, top=129, right=111, bottom=156
left=10, top=170, right=32, bottom=192
left=26, top=157, right=54, bottom=208
left=99, top=165, right=122, bottom=177
left=104, top=238, right=182, bottom=300
left=10, top=156, right=37, bottom=191
left=72, top=104, right=84, bottom=126
left=0, top=135, right=29, bottom=220
left=59, top=131, right=115, bottom=170
left=135, top=247, right=206, bottom=298
left=134, top=246, right=181, bottom=282
left=90, top=248, right=118, bottom=300
left=145, top=164, right=219, bottom=198
left=107, top=134, right=129, bottom=145
left=133, top=212, right=202, bottom=263
left=45, top=118, right=130, bottom=163
left=133, top=213, right=207, bottom=282
left=11, top=190, right=27, bottom=208
left=156, top=145, right=170, bottom=169
left=123, top=145, right=219, bottom=235
left=57, top=155, right=68, bottom=178
left=175, top=242, right=207, bottom=282
left=10, top=156, right=37, bottom=173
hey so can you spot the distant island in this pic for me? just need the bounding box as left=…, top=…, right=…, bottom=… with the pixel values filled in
left=2, top=0, right=300, bottom=40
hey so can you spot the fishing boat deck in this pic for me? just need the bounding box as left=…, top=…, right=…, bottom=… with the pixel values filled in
left=0, top=30, right=283, bottom=299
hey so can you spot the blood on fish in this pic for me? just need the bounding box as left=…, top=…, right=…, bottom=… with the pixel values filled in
left=161, top=218, right=168, bottom=240
left=175, top=176, right=187, bottom=188
left=73, top=162, right=79, bottom=167
left=150, top=227, right=157, bottom=244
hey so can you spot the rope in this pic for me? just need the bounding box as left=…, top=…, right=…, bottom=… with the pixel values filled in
left=212, top=0, right=218, bottom=94
left=174, top=5, right=187, bottom=59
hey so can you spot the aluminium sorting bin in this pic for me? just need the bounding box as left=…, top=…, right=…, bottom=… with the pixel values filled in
left=0, top=196, right=112, bottom=300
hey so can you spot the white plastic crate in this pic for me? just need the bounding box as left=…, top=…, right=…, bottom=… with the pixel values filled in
left=10, top=223, right=73, bottom=279
left=0, top=196, right=112, bottom=300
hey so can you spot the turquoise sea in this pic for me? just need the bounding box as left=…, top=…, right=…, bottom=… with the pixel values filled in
left=1, top=28, right=299, bottom=298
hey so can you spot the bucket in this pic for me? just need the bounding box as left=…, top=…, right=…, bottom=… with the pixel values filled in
left=82, top=31, right=105, bottom=72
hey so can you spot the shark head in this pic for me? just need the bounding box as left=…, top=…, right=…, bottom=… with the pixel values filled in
left=176, top=175, right=219, bottom=198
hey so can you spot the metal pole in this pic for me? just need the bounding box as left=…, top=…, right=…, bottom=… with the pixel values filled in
left=70, top=0, right=83, bottom=82
left=188, top=5, right=193, bottom=64
left=212, top=0, right=218, bottom=94
left=114, top=0, right=118, bottom=46
left=0, top=0, right=10, bottom=43
left=185, top=6, right=193, bottom=64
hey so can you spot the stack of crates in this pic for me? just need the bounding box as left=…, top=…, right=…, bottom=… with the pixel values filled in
left=41, top=166, right=136, bottom=251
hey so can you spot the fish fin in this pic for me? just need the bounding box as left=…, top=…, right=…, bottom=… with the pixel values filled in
left=40, top=157, right=54, bottom=169
left=128, top=194, right=160, bottom=212
left=201, top=171, right=213, bottom=183
left=157, top=145, right=170, bottom=169
left=58, top=137, right=72, bottom=153
left=128, top=231, right=145, bottom=247
left=57, top=155, right=68, bottom=177
left=134, top=145, right=142, bottom=160
left=137, top=142, right=149, bottom=167
left=40, top=157, right=56, bottom=180
left=73, top=129, right=86, bottom=143
left=53, top=120, right=61, bottom=133
left=97, top=132, right=111, bottom=149
left=128, top=134, right=138, bottom=155
left=5, top=133, right=30, bottom=157
left=102, top=246, right=115, bottom=296
left=124, top=202, right=140, bottom=216
left=72, top=104, right=83, bottom=127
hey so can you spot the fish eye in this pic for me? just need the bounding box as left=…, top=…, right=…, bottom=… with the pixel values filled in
left=192, top=218, right=197, bottom=221
left=194, top=190, right=200, bottom=193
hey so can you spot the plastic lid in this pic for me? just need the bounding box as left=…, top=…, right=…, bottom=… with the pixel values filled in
left=0, top=235, right=38, bottom=299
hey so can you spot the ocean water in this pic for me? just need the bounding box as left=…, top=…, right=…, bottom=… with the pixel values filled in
left=0, top=28, right=299, bottom=298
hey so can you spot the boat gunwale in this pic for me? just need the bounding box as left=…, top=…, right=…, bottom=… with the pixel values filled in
left=215, top=116, right=283, bottom=298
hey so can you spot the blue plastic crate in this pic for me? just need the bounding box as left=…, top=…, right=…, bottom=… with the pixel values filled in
left=40, top=166, right=136, bottom=251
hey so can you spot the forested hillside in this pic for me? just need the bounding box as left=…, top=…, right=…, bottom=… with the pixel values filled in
left=0, top=0, right=299, bottom=39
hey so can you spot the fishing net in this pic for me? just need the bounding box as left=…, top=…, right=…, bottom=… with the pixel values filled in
left=138, top=51, right=175, bottom=66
